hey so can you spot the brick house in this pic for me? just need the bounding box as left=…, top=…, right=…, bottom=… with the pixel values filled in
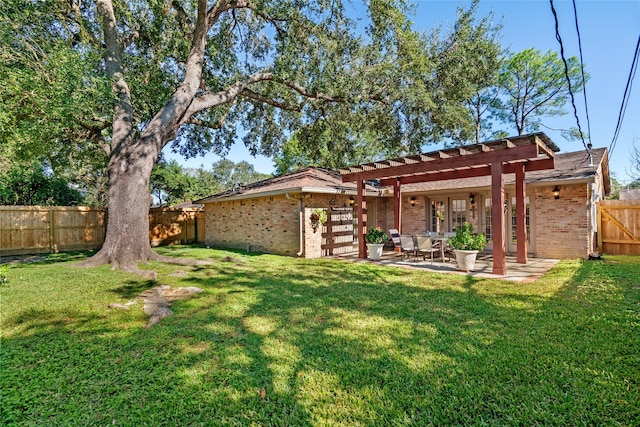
left=197, top=140, right=610, bottom=261
left=195, top=168, right=379, bottom=257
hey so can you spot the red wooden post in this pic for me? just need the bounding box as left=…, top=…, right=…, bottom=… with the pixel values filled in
left=491, top=162, right=506, bottom=275
left=357, top=179, right=367, bottom=258
left=394, top=178, right=401, bottom=233
left=515, top=163, right=528, bottom=263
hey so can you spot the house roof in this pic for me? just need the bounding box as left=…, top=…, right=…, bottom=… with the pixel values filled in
left=195, top=167, right=380, bottom=203
left=398, top=147, right=609, bottom=193
left=194, top=147, right=609, bottom=204
left=171, top=201, right=204, bottom=209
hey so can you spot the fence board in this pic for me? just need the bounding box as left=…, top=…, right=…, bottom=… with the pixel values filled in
left=597, top=200, right=640, bottom=255
left=1, top=206, right=204, bottom=257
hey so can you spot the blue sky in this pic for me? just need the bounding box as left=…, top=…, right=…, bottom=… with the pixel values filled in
left=166, top=0, right=640, bottom=184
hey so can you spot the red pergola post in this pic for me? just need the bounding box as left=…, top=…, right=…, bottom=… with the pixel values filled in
left=515, top=163, right=528, bottom=263
left=393, top=178, right=401, bottom=232
left=357, top=179, right=367, bottom=258
left=491, top=162, right=506, bottom=275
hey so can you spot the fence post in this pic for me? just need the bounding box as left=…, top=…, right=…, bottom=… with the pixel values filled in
left=49, top=208, right=55, bottom=253
left=596, top=203, right=602, bottom=253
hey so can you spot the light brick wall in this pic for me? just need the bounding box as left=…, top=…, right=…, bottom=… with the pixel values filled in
left=533, top=183, right=590, bottom=259
left=204, top=195, right=301, bottom=256
left=401, top=195, right=428, bottom=234
left=203, top=193, right=357, bottom=257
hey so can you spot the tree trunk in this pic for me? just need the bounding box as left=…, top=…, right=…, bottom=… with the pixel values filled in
left=80, top=141, right=158, bottom=275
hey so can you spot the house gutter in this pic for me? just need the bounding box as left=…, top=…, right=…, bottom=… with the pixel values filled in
left=286, top=192, right=305, bottom=257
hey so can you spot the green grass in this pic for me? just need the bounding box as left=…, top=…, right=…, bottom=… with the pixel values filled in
left=1, top=247, right=639, bottom=426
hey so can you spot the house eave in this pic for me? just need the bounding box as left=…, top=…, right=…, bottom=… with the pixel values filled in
left=198, top=186, right=380, bottom=204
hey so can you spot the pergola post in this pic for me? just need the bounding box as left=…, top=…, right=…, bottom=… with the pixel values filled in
left=393, top=178, right=402, bottom=232
left=515, top=163, right=528, bottom=263
left=491, top=162, right=506, bottom=275
left=357, top=179, right=367, bottom=258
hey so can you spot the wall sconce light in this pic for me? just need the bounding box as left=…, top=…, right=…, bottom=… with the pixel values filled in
left=348, top=196, right=355, bottom=205
left=553, top=186, right=560, bottom=200
left=504, top=202, right=508, bottom=213
left=469, top=193, right=475, bottom=205
left=410, top=196, right=417, bottom=207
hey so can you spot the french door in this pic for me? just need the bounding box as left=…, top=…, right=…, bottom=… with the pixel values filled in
left=482, top=195, right=533, bottom=254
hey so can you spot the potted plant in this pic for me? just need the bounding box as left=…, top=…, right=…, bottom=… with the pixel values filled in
left=365, top=228, right=388, bottom=260
left=447, top=222, right=486, bottom=272
left=310, top=209, right=327, bottom=233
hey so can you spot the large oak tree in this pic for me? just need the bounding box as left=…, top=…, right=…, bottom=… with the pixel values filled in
left=1, top=0, right=498, bottom=273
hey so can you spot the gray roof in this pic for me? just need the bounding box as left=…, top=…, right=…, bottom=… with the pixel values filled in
left=195, top=167, right=379, bottom=203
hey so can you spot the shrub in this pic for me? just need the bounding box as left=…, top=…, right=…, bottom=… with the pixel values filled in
left=366, top=227, right=388, bottom=244
left=448, top=222, right=486, bottom=251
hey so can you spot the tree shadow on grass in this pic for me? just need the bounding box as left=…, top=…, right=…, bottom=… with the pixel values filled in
left=2, top=253, right=638, bottom=425
left=0, top=250, right=96, bottom=266
left=109, top=279, right=158, bottom=299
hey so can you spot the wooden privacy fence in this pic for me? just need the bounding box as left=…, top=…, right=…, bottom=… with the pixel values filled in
left=597, top=200, right=640, bottom=255
left=148, top=207, right=205, bottom=247
left=0, top=206, right=204, bottom=257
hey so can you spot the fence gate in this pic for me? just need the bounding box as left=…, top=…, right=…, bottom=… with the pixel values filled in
left=597, top=200, right=640, bottom=255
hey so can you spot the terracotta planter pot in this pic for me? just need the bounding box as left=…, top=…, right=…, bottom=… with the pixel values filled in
left=454, top=249, right=479, bottom=272
left=366, top=243, right=384, bottom=260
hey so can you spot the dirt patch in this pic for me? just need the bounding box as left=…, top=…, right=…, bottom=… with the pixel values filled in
left=109, top=285, right=203, bottom=328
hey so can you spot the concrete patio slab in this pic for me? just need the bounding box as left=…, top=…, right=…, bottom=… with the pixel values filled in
left=331, top=251, right=560, bottom=282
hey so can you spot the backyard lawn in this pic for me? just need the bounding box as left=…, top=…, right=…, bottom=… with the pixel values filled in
left=1, top=246, right=638, bottom=426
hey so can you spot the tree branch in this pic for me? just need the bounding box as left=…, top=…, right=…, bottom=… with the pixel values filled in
left=240, top=88, right=302, bottom=111
left=96, top=0, right=133, bottom=155
left=184, top=116, right=227, bottom=130
left=207, top=0, right=253, bottom=29
left=182, top=72, right=274, bottom=120
left=280, top=81, right=345, bottom=103
left=171, top=0, right=195, bottom=32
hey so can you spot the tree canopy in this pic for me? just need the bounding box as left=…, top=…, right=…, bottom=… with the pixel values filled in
left=494, top=48, right=584, bottom=136
left=0, top=161, right=84, bottom=206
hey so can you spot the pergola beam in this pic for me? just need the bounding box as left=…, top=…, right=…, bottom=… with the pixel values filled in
left=377, top=157, right=555, bottom=187
left=342, top=144, right=540, bottom=182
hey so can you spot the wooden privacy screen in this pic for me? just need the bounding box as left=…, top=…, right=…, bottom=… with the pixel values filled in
left=0, top=206, right=205, bottom=257
left=597, top=200, right=640, bottom=255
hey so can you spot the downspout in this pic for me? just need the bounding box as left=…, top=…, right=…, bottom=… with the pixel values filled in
left=286, top=193, right=304, bottom=257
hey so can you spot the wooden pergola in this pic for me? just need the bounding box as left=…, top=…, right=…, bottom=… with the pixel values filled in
left=339, top=133, right=559, bottom=275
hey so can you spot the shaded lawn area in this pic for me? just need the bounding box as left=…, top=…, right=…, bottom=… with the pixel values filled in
left=1, top=247, right=638, bottom=426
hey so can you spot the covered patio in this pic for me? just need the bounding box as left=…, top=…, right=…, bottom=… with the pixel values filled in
left=339, top=133, right=559, bottom=275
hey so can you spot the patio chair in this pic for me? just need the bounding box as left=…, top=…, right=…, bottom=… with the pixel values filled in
left=442, top=232, right=456, bottom=262
left=415, top=235, right=440, bottom=263
left=388, top=228, right=402, bottom=250
left=399, top=234, right=417, bottom=260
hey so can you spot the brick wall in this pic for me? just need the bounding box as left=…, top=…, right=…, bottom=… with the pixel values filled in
left=533, top=183, right=590, bottom=259
left=203, top=193, right=358, bottom=257
left=401, top=195, right=428, bottom=234
left=204, top=195, right=301, bottom=255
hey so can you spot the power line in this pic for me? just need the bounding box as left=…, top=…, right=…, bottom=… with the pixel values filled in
left=549, top=0, right=590, bottom=157
left=609, top=34, right=640, bottom=158
left=571, top=0, right=592, bottom=150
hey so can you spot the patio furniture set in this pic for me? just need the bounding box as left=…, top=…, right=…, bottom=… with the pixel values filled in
left=388, top=229, right=456, bottom=263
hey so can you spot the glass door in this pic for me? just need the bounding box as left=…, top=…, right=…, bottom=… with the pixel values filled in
left=483, top=198, right=493, bottom=251
left=429, top=200, right=446, bottom=234
left=507, top=195, right=532, bottom=253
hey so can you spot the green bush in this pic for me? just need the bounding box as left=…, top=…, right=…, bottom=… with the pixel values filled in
left=448, top=222, right=486, bottom=251
left=366, top=227, right=388, bottom=244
